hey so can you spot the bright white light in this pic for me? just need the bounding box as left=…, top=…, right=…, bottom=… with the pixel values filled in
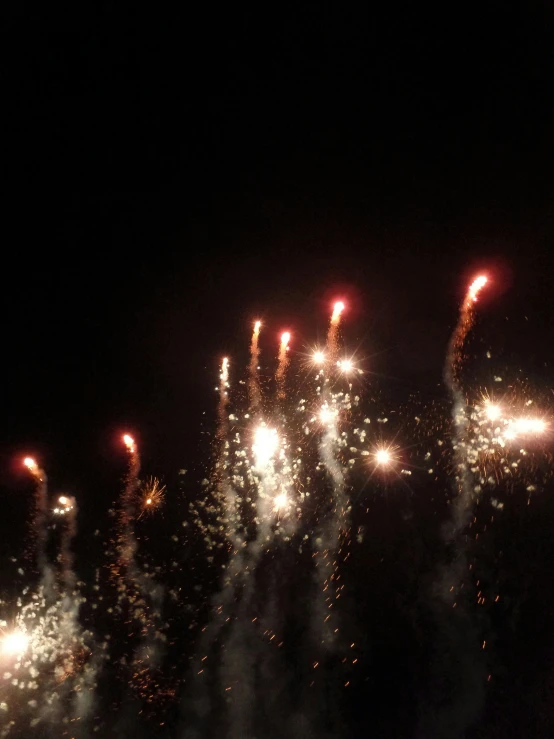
left=313, top=350, right=325, bottom=364
left=273, top=493, right=288, bottom=511
left=123, top=434, right=135, bottom=452
left=468, top=275, right=488, bottom=302
left=338, top=359, right=354, bottom=373
left=485, top=403, right=501, bottom=422
left=1, top=631, right=29, bottom=656
left=23, top=457, right=38, bottom=472
left=253, top=426, right=279, bottom=468
left=331, top=301, right=345, bottom=322
left=508, top=418, right=547, bottom=436
left=320, top=405, right=338, bottom=424
left=59, top=496, right=68, bottom=505
left=375, top=449, right=392, bottom=466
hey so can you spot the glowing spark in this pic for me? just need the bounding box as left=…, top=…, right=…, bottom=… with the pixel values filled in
left=139, top=477, right=166, bottom=516
left=331, top=301, right=345, bottom=322
left=220, top=357, right=229, bottom=383
left=23, top=457, right=38, bottom=473
left=59, top=495, right=68, bottom=505
left=1, top=630, right=29, bottom=656
left=123, top=434, right=136, bottom=453
left=254, top=320, right=262, bottom=332
left=507, top=418, right=547, bottom=437
left=273, top=493, right=288, bottom=511
left=468, top=275, right=488, bottom=303
left=253, top=426, right=279, bottom=468
left=313, top=350, right=325, bottom=364
left=374, top=449, right=392, bottom=466
left=338, top=359, right=354, bottom=373
left=320, top=405, right=338, bottom=424
left=281, top=331, right=291, bottom=348
left=485, top=403, right=502, bottom=422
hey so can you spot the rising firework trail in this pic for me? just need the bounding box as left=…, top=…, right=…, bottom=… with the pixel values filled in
left=218, top=357, right=230, bottom=435
left=276, top=331, right=291, bottom=400
left=312, top=300, right=350, bottom=647
left=119, top=434, right=141, bottom=569
left=248, top=321, right=262, bottom=412
left=55, top=495, right=77, bottom=592
left=114, top=434, right=166, bottom=700
left=420, top=275, right=491, bottom=738
left=326, top=300, right=345, bottom=366
left=445, top=275, right=489, bottom=534
left=23, top=457, right=53, bottom=593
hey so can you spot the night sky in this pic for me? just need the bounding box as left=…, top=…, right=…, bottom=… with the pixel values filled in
left=3, top=5, right=554, bottom=738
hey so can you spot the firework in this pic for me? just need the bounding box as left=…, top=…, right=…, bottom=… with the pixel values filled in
left=374, top=448, right=392, bottom=466
left=252, top=425, right=279, bottom=470
left=139, top=477, right=166, bottom=517
left=326, top=300, right=345, bottom=365
left=276, top=331, right=291, bottom=400
left=338, top=358, right=354, bottom=373
left=467, top=274, right=488, bottom=304
left=123, top=433, right=136, bottom=453
left=23, top=456, right=50, bottom=588
left=331, top=300, right=345, bottom=322
left=0, top=630, right=29, bottom=657
left=249, top=321, right=262, bottom=411
left=446, top=274, right=489, bottom=391
left=484, top=401, right=502, bottom=422
left=5, top=275, right=554, bottom=738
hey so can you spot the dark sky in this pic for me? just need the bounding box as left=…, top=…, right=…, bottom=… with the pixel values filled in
left=3, top=3, right=554, bottom=481
left=2, top=5, right=554, bottom=737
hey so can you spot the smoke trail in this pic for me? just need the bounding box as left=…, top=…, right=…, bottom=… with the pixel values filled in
left=115, top=436, right=166, bottom=696
left=444, top=275, right=488, bottom=537
left=312, top=302, right=349, bottom=648
left=418, top=276, right=489, bottom=739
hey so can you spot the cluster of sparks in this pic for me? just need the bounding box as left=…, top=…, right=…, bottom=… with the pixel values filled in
left=1, top=279, right=552, bottom=737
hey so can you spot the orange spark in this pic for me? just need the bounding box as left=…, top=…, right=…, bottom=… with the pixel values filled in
left=468, top=275, right=488, bottom=303
left=23, top=457, right=38, bottom=472
left=332, top=301, right=345, bottom=322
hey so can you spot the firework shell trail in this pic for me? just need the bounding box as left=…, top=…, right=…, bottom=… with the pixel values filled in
left=326, top=300, right=345, bottom=366
left=418, top=276, right=492, bottom=738
left=275, top=331, right=291, bottom=401
left=118, top=435, right=141, bottom=571
left=444, top=275, right=488, bottom=536
left=312, top=301, right=350, bottom=648
left=115, top=436, right=166, bottom=697
left=56, top=495, right=78, bottom=593
left=23, top=458, right=50, bottom=586
left=248, top=321, right=263, bottom=413
left=218, top=357, right=230, bottom=436
left=445, top=276, right=488, bottom=394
